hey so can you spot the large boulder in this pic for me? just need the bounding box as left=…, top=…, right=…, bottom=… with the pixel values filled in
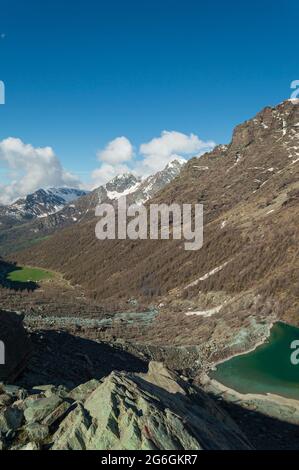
left=0, top=310, right=32, bottom=383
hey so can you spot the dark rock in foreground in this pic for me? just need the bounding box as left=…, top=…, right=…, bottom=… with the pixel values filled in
left=0, top=310, right=32, bottom=383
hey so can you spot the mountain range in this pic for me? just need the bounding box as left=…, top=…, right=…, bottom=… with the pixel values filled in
left=0, top=159, right=184, bottom=254
left=0, top=188, right=88, bottom=227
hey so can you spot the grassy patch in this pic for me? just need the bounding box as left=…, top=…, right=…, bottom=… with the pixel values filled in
left=7, top=266, right=54, bottom=283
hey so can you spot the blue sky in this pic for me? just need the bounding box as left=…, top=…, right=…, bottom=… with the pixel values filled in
left=0, top=0, right=298, bottom=200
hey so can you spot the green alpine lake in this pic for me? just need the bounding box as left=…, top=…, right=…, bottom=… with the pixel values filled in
left=210, top=322, right=299, bottom=400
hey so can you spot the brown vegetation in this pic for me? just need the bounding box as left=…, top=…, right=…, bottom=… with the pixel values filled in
left=11, top=101, right=299, bottom=333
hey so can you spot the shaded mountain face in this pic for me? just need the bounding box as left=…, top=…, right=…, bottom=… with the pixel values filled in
left=0, top=160, right=184, bottom=255
left=15, top=100, right=299, bottom=342
left=0, top=308, right=32, bottom=383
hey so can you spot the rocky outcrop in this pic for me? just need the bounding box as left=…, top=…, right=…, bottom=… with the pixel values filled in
left=0, top=362, right=252, bottom=450
left=0, top=310, right=32, bottom=383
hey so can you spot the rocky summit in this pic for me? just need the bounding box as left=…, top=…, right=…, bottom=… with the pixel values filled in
left=0, top=362, right=251, bottom=450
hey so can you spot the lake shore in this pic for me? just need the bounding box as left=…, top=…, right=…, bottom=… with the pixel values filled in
left=209, top=319, right=275, bottom=371
left=201, top=320, right=299, bottom=425
left=201, top=372, right=299, bottom=425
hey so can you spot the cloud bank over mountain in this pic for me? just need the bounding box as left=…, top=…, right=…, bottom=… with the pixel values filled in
left=91, top=131, right=216, bottom=188
left=0, top=132, right=216, bottom=203
left=0, top=138, right=80, bottom=204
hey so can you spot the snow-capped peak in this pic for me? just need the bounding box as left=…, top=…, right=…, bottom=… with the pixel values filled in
left=93, top=160, right=185, bottom=206
left=1, top=187, right=89, bottom=221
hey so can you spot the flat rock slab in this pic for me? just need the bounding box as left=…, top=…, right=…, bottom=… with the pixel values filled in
left=24, top=396, right=63, bottom=423
left=0, top=407, right=24, bottom=433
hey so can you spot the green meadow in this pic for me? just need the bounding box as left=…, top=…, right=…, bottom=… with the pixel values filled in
left=7, top=266, right=54, bottom=283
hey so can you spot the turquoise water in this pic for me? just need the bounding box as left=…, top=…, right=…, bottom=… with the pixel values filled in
left=210, top=322, right=299, bottom=400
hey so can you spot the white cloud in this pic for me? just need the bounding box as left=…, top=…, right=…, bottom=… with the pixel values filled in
left=0, top=137, right=80, bottom=204
left=139, top=131, right=216, bottom=174
left=97, top=136, right=134, bottom=164
left=0, top=131, right=216, bottom=203
left=91, top=162, right=131, bottom=188
left=91, top=136, right=134, bottom=188
left=91, top=131, right=215, bottom=188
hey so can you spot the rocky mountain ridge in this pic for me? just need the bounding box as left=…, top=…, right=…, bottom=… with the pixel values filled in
left=0, top=361, right=251, bottom=450
left=0, top=187, right=88, bottom=229
left=41, top=158, right=185, bottom=225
